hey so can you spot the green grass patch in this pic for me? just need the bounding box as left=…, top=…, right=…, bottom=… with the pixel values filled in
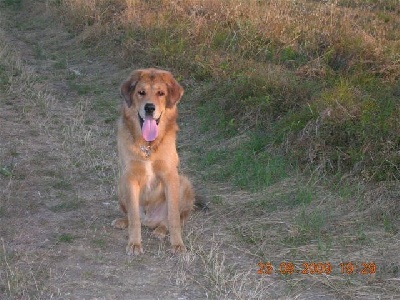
left=0, top=205, right=5, bottom=217
left=33, top=44, right=46, bottom=60
left=57, top=233, right=74, bottom=243
left=246, top=184, right=315, bottom=212
left=49, top=198, right=83, bottom=212
left=53, top=58, right=67, bottom=69
left=211, top=195, right=223, bottom=206
left=245, top=197, right=278, bottom=213
left=2, top=0, right=22, bottom=9
left=52, top=179, right=72, bottom=190
left=383, top=213, right=398, bottom=234
left=194, top=131, right=289, bottom=191
left=233, top=152, right=287, bottom=190
left=298, top=206, right=326, bottom=235
left=290, top=187, right=314, bottom=207
left=92, top=238, right=107, bottom=249
left=0, top=166, right=13, bottom=177
left=283, top=205, right=329, bottom=247
left=92, top=96, right=118, bottom=118
left=67, top=81, right=95, bottom=95
left=197, top=72, right=314, bottom=130
left=232, top=223, right=274, bottom=245
left=0, top=63, right=9, bottom=90
left=331, top=180, right=364, bottom=206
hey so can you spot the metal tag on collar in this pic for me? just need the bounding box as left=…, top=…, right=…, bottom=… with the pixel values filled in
left=140, top=145, right=151, bottom=158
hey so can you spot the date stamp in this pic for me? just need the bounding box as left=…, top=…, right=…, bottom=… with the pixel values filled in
left=257, top=261, right=376, bottom=275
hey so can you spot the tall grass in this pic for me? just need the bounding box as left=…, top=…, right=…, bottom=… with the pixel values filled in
left=51, top=0, right=400, bottom=182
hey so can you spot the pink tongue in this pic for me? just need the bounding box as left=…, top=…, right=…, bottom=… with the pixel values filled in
left=142, top=116, right=158, bottom=142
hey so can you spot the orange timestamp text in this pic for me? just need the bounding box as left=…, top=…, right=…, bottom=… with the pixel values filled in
left=257, top=261, right=376, bottom=275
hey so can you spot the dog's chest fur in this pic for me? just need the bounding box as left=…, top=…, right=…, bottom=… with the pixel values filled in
left=143, top=160, right=157, bottom=191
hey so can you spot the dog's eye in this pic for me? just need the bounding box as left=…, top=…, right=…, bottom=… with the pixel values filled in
left=138, top=90, right=146, bottom=96
left=157, top=91, right=165, bottom=97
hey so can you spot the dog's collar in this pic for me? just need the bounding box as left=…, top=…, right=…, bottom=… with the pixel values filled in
left=140, top=143, right=152, bottom=158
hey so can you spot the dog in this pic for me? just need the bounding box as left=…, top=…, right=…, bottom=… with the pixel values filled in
left=111, top=68, right=194, bottom=255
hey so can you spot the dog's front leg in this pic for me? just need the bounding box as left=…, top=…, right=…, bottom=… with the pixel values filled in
left=126, top=179, right=143, bottom=255
left=165, top=173, right=186, bottom=253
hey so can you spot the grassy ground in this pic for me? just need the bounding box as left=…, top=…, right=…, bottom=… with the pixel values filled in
left=52, top=0, right=400, bottom=182
left=0, top=0, right=399, bottom=299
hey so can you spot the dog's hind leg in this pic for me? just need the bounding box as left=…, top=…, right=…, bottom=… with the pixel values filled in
left=152, top=222, right=168, bottom=240
left=111, top=200, right=129, bottom=228
left=179, top=175, right=195, bottom=225
left=111, top=217, right=128, bottom=229
left=142, top=201, right=168, bottom=239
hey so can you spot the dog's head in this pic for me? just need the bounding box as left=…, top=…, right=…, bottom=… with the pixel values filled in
left=120, top=68, right=184, bottom=142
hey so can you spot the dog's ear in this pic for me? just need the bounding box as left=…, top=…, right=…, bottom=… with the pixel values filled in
left=120, top=70, right=142, bottom=107
left=166, top=73, right=184, bottom=108
left=120, top=79, right=134, bottom=107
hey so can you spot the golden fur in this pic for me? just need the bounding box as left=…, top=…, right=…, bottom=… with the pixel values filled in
left=112, top=68, right=194, bottom=255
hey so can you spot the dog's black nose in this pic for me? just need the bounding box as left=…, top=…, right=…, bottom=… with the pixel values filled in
left=144, top=103, right=156, bottom=115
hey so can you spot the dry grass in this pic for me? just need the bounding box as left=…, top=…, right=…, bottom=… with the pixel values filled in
left=51, top=0, right=400, bottom=180
left=55, top=0, right=400, bottom=79
left=0, top=18, right=58, bottom=298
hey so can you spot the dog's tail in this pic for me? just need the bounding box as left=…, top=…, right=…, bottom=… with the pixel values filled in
left=194, top=191, right=210, bottom=212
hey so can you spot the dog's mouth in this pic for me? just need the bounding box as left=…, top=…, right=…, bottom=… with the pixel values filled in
left=138, top=113, right=162, bottom=142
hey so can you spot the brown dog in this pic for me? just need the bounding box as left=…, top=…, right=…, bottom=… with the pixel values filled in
left=112, top=68, right=194, bottom=255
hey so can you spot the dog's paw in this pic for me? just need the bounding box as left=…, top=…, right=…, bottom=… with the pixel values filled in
left=152, top=226, right=167, bottom=240
left=126, top=243, right=144, bottom=256
left=111, top=218, right=128, bottom=229
left=170, top=243, right=187, bottom=254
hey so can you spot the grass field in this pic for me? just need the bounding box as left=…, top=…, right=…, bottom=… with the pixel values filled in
left=0, top=0, right=399, bottom=299
left=53, top=0, right=400, bottom=182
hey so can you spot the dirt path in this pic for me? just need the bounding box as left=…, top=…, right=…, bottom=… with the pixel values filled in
left=1, top=1, right=399, bottom=300
left=0, top=2, right=277, bottom=299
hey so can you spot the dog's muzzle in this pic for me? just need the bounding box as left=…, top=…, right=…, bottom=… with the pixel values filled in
left=138, top=106, right=162, bottom=142
left=144, top=103, right=156, bottom=115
